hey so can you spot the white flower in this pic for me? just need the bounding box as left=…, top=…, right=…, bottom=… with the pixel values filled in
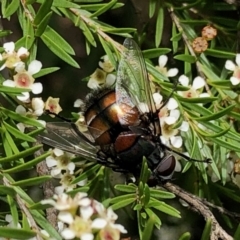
left=99, top=55, right=115, bottom=73
left=225, top=54, right=240, bottom=85
left=3, top=60, right=43, bottom=102
left=178, top=75, right=207, bottom=98
left=0, top=42, right=29, bottom=70
left=46, top=148, right=75, bottom=177
left=156, top=55, right=179, bottom=77
left=74, top=99, right=84, bottom=108
left=88, top=68, right=106, bottom=89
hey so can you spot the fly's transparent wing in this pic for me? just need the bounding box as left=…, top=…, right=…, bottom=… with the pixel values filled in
left=38, top=122, right=99, bottom=161
left=116, top=38, right=159, bottom=131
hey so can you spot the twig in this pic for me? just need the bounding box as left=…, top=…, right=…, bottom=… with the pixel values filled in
left=162, top=182, right=234, bottom=240
left=3, top=176, right=43, bottom=240
left=35, top=142, right=58, bottom=229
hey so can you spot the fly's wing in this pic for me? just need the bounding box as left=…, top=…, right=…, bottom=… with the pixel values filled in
left=38, top=122, right=99, bottom=162
left=116, top=38, right=160, bottom=133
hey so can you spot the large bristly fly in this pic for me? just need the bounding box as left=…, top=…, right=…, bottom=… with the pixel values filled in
left=39, top=38, right=210, bottom=181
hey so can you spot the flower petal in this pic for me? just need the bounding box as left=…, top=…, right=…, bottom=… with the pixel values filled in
left=91, top=218, right=107, bottom=229
left=15, top=105, right=26, bottom=114
left=158, top=55, right=168, bottom=67
left=199, top=92, right=210, bottom=98
left=179, top=121, right=189, bottom=132
left=106, top=74, right=116, bottom=86
left=31, top=82, right=43, bottom=94
left=61, top=228, right=75, bottom=240
left=178, top=75, right=189, bottom=86
left=192, top=76, right=205, bottom=89
left=17, top=92, right=30, bottom=102
left=53, top=148, right=64, bottom=156
left=87, top=78, right=100, bottom=89
left=58, top=212, right=74, bottom=224
left=46, top=157, right=57, bottom=167
left=167, top=98, right=178, bottom=110
left=3, top=79, right=15, bottom=87
left=236, top=54, right=240, bottom=67
left=16, top=123, right=25, bottom=133
left=167, top=68, right=178, bottom=77
left=74, top=99, right=84, bottom=108
left=17, top=47, right=29, bottom=57
left=165, top=116, right=177, bottom=125
left=153, top=92, right=163, bottom=105
left=225, top=60, right=236, bottom=71
left=170, top=136, right=182, bottom=148
left=28, top=60, right=42, bottom=75
left=15, top=62, right=25, bottom=72
left=230, top=76, right=240, bottom=85
left=3, top=42, right=15, bottom=53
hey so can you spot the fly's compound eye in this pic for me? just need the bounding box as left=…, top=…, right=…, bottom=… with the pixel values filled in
left=155, top=155, right=176, bottom=180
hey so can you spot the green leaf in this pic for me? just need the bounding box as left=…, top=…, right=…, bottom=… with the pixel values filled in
left=139, top=158, right=151, bottom=185
left=208, top=80, right=232, bottom=89
left=4, top=0, right=20, bottom=17
left=33, top=67, right=60, bottom=78
left=0, top=30, right=12, bottom=37
left=192, top=104, right=235, bottom=121
left=0, top=107, right=44, bottom=128
left=151, top=201, right=181, bottom=218
left=0, top=186, right=16, bottom=196
left=41, top=27, right=79, bottom=68
left=111, top=197, right=136, bottom=210
left=200, top=219, right=212, bottom=240
left=15, top=35, right=35, bottom=50
left=42, top=26, right=75, bottom=55
left=210, top=137, right=240, bottom=152
left=3, top=121, right=36, bottom=142
left=179, top=232, right=191, bottom=240
left=155, top=7, right=164, bottom=47
left=102, top=27, right=136, bottom=34
left=234, top=224, right=240, bottom=240
left=115, top=184, right=136, bottom=193
left=79, top=20, right=96, bottom=47
left=205, top=49, right=236, bottom=58
left=30, top=209, right=62, bottom=240
left=8, top=195, right=18, bottom=227
left=149, top=189, right=175, bottom=199
left=143, top=185, right=150, bottom=206
left=71, top=164, right=101, bottom=184
left=0, top=228, right=36, bottom=239
left=90, top=0, right=117, bottom=18
left=80, top=2, right=123, bottom=11
left=13, top=176, right=51, bottom=187
left=110, top=193, right=136, bottom=203
left=200, top=63, right=221, bottom=81
left=141, top=214, right=155, bottom=240
left=34, top=0, right=53, bottom=25
left=0, top=145, right=43, bottom=163
left=35, top=11, right=53, bottom=37
left=149, top=0, right=156, bottom=18
left=142, top=48, right=171, bottom=59
left=170, top=31, right=182, bottom=41
left=196, top=126, right=230, bottom=138
left=3, top=151, right=50, bottom=173
left=174, top=54, right=196, bottom=63
left=176, top=95, right=218, bottom=103
left=99, top=35, right=116, bottom=67
left=0, top=85, right=31, bottom=94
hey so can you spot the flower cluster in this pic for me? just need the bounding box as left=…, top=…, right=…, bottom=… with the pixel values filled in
left=45, top=148, right=87, bottom=195
left=42, top=193, right=127, bottom=240
left=87, top=55, right=116, bottom=89
left=1, top=42, right=63, bottom=125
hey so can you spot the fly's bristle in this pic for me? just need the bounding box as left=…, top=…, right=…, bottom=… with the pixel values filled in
left=82, top=87, right=114, bottom=112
